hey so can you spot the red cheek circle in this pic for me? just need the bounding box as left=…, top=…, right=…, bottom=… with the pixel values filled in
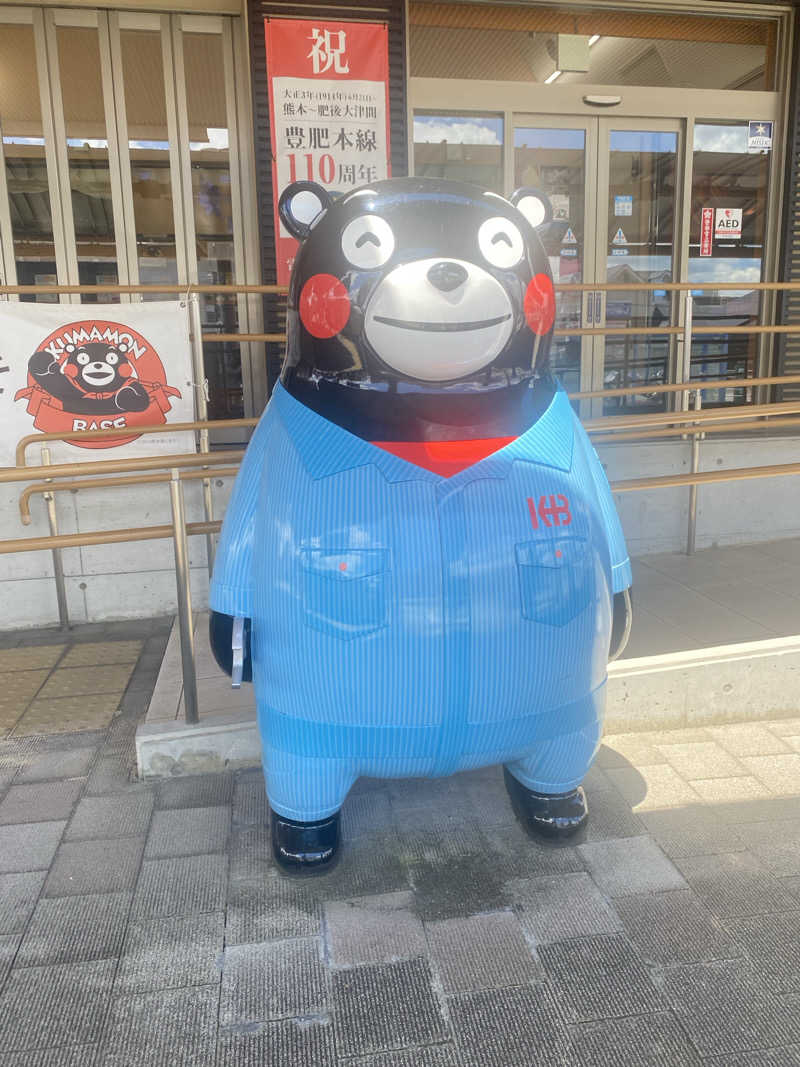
left=64, top=363, right=79, bottom=379
left=299, top=274, right=351, bottom=339
left=524, top=273, right=556, bottom=336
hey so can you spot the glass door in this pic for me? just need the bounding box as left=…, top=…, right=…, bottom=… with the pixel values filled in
left=594, top=119, right=681, bottom=414
left=513, top=117, right=597, bottom=395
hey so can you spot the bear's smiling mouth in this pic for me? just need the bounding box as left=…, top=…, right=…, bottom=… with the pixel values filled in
left=372, top=313, right=511, bottom=333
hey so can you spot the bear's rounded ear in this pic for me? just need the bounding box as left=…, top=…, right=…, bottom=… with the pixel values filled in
left=510, top=187, right=553, bottom=230
left=279, top=181, right=332, bottom=240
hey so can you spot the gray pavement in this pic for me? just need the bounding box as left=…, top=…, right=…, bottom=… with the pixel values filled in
left=3, top=620, right=800, bottom=1064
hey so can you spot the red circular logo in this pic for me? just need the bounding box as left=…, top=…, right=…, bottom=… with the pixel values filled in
left=14, top=319, right=181, bottom=449
left=524, top=273, right=556, bottom=336
left=299, top=274, right=351, bottom=339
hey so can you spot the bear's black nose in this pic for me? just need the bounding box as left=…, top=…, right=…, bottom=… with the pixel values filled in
left=427, top=261, right=468, bottom=293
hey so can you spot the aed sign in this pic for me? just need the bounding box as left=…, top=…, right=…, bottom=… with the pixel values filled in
left=714, top=208, right=742, bottom=240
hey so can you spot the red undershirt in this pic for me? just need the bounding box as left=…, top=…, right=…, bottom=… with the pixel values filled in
left=372, top=437, right=516, bottom=478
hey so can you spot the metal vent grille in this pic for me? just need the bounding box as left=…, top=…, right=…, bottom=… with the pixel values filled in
left=247, top=0, right=408, bottom=393
left=777, top=7, right=800, bottom=400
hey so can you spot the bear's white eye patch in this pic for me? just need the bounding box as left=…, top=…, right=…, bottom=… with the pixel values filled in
left=341, top=215, right=395, bottom=270
left=478, top=216, right=524, bottom=269
left=76, top=351, right=90, bottom=366
left=106, top=351, right=119, bottom=365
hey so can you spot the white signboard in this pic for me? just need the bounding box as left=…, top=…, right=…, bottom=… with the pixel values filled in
left=0, top=301, right=195, bottom=466
left=714, top=208, right=742, bottom=240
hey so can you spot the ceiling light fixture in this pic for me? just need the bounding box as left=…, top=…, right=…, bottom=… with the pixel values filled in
left=545, top=69, right=562, bottom=84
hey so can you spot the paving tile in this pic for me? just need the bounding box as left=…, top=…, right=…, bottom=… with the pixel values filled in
left=132, top=853, right=227, bottom=919
left=736, top=821, right=800, bottom=877
left=0, top=779, right=82, bottom=825
left=321, top=832, right=411, bottom=902
left=0, top=871, right=46, bottom=934
left=570, top=1012, right=701, bottom=1067
left=45, top=837, right=144, bottom=898
left=661, top=958, right=800, bottom=1055
left=709, top=1047, right=800, bottom=1067
left=508, top=872, right=621, bottom=944
left=724, top=912, right=800, bottom=993
left=220, top=938, right=326, bottom=1026
left=553, top=962, right=665, bottom=1023
left=0, top=932, right=20, bottom=986
left=228, top=825, right=272, bottom=882
left=615, top=889, right=741, bottom=965
left=596, top=733, right=668, bottom=768
left=658, top=741, right=747, bottom=779
left=0, top=647, right=65, bottom=671
left=676, top=851, right=800, bottom=918
left=84, top=757, right=134, bottom=796
left=232, top=773, right=269, bottom=826
left=16, top=891, right=131, bottom=966
left=16, top=747, right=95, bottom=783
left=579, top=787, right=646, bottom=842
left=15, top=694, right=121, bottom=736
left=0, top=821, right=66, bottom=873
left=59, top=641, right=143, bottom=668
left=407, top=847, right=504, bottom=921
left=38, top=664, right=134, bottom=700
left=742, top=754, right=800, bottom=794
left=690, top=774, right=777, bottom=804
left=225, top=873, right=321, bottom=944
left=538, top=933, right=640, bottom=981
left=332, top=957, right=447, bottom=1058
left=639, top=807, right=745, bottom=859
left=604, top=763, right=701, bottom=812
left=155, top=773, right=233, bottom=810
left=426, top=910, right=541, bottom=992
left=116, top=911, right=225, bottom=995
left=449, top=983, right=571, bottom=1067
left=326, top=890, right=426, bottom=968
left=65, top=794, right=153, bottom=841
left=102, top=984, right=218, bottom=1067
left=485, top=821, right=585, bottom=880
left=341, top=790, right=394, bottom=838
left=144, top=805, right=230, bottom=858
left=711, top=722, right=792, bottom=756
left=0, top=958, right=115, bottom=1052
left=215, top=1018, right=336, bottom=1067
left=577, top=836, right=687, bottom=897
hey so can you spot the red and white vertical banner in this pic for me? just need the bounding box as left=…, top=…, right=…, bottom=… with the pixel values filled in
left=265, top=18, right=391, bottom=284
left=700, top=207, right=713, bottom=257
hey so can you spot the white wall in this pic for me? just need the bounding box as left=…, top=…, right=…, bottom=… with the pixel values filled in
left=1, top=435, right=797, bottom=630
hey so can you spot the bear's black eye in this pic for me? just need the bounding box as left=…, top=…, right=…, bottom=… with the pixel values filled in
left=341, top=215, right=395, bottom=270
left=478, top=216, right=524, bottom=269
left=106, top=351, right=119, bottom=366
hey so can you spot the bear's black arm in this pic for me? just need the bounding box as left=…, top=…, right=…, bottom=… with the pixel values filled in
left=209, top=611, right=252, bottom=682
left=114, top=382, right=151, bottom=412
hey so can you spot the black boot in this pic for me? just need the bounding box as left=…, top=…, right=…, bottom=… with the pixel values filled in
left=271, top=809, right=341, bottom=874
left=503, top=767, right=588, bottom=840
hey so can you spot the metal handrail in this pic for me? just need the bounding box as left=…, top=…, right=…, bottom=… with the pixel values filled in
left=15, top=418, right=258, bottom=467
left=18, top=467, right=241, bottom=525
left=0, top=449, right=244, bottom=486
left=585, top=401, right=800, bottom=433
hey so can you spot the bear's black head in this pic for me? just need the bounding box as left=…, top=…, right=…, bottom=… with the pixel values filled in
left=279, top=177, right=557, bottom=442
left=61, top=342, right=134, bottom=394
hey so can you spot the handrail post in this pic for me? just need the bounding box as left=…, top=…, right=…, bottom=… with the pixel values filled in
left=169, top=468, right=199, bottom=725
left=681, top=291, right=693, bottom=414
left=686, top=388, right=703, bottom=555
left=40, top=446, right=70, bottom=631
left=187, top=295, right=216, bottom=578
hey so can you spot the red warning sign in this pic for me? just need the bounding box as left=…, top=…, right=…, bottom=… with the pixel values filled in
left=700, top=207, right=713, bottom=257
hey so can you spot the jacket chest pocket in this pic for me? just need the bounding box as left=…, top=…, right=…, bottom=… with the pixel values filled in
left=515, top=537, right=593, bottom=627
left=300, top=548, right=389, bottom=640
